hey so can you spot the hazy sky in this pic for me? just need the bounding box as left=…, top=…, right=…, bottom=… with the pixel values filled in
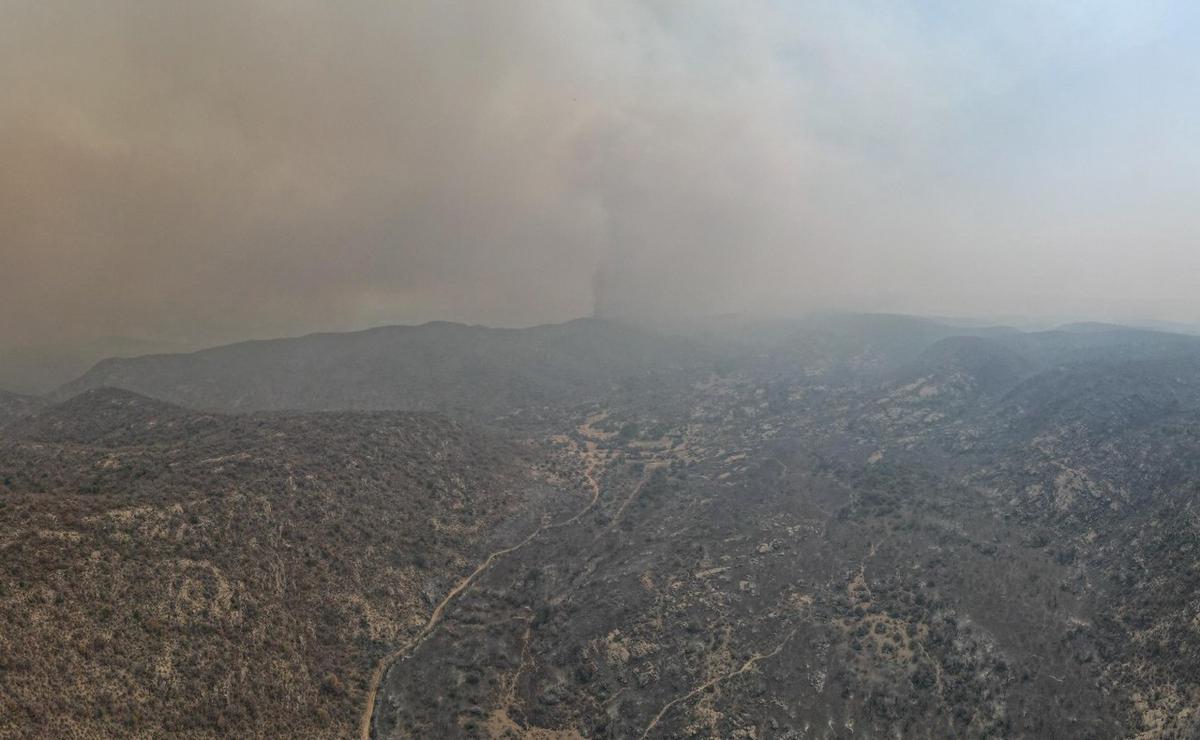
left=4, top=1, right=1200, bottom=346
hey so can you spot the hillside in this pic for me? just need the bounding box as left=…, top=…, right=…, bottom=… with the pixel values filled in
left=358, top=317, right=1200, bottom=738
left=0, top=389, right=578, bottom=738
left=0, top=389, right=43, bottom=429
left=8, top=316, right=1200, bottom=738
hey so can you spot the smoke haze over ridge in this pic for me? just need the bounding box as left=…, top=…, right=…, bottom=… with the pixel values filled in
left=4, top=1, right=1200, bottom=347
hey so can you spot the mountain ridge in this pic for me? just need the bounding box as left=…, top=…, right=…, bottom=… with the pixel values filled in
left=53, top=318, right=713, bottom=416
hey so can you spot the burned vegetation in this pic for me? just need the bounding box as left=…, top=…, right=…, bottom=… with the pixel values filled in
left=4, top=316, right=1200, bottom=738
left=0, top=389, right=549, bottom=738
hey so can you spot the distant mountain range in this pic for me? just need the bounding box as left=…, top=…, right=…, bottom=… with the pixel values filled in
left=51, top=318, right=711, bottom=417
left=4, top=314, right=1196, bottom=423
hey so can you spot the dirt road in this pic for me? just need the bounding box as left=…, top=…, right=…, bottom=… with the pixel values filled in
left=357, top=440, right=605, bottom=740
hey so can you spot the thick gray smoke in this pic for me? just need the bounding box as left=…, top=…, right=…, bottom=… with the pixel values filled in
left=3, top=1, right=1200, bottom=348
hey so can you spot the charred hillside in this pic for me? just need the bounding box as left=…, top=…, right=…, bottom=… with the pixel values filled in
left=0, top=389, right=575, bottom=738
left=6, top=316, right=1200, bottom=738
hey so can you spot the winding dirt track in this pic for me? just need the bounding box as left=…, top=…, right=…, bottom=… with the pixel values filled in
left=356, top=441, right=604, bottom=740
left=638, top=626, right=800, bottom=739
